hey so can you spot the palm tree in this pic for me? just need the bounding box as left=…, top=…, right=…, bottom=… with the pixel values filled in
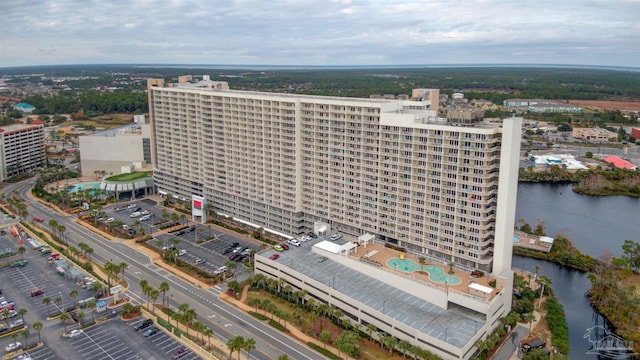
left=242, top=337, right=256, bottom=359
left=159, top=281, right=170, bottom=306
left=69, top=289, right=78, bottom=305
left=277, top=355, right=289, bottom=360
left=522, top=313, right=536, bottom=335
left=60, top=312, right=70, bottom=333
left=366, top=323, right=376, bottom=340
left=42, top=297, right=51, bottom=317
left=17, top=308, right=27, bottom=323
left=118, top=261, right=128, bottom=282
left=227, top=336, right=245, bottom=360
left=320, top=330, right=331, bottom=349
left=87, top=300, right=97, bottom=322
left=203, top=327, right=213, bottom=349
left=398, top=340, right=412, bottom=358
left=149, top=289, right=159, bottom=312
left=17, top=246, right=25, bottom=260
left=32, top=321, right=43, bottom=344
left=54, top=296, right=62, bottom=311
left=20, top=328, right=30, bottom=348
left=77, top=311, right=85, bottom=328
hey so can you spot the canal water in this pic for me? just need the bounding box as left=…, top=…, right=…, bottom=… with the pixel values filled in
left=514, top=183, right=638, bottom=359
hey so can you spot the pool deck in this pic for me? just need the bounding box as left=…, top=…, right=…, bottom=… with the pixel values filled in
left=512, top=230, right=553, bottom=253
left=349, top=242, right=502, bottom=300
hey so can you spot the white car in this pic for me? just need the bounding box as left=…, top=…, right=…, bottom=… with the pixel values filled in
left=5, top=342, right=22, bottom=352
left=68, top=329, right=84, bottom=338
left=139, top=214, right=151, bottom=221
left=9, top=319, right=24, bottom=329
left=288, top=239, right=301, bottom=247
left=126, top=204, right=137, bottom=209
left=105, top=217, right=115, bottom=223
left=330, top=234, right=342, bottom=241
left=140, top=209, right=151, bottom=215
left=129, top=212, right=141, bottom=218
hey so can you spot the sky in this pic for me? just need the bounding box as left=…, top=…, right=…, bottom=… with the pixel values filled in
left=2, top=0, right=639, bottom=68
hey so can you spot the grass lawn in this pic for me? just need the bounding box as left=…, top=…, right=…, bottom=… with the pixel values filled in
left=105, top=171, right=152, bottom=181
left=245, top=290, right=405, bottom=360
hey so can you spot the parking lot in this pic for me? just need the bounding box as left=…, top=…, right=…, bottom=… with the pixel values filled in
left=10, top=343, right=61, bottom=360
left=1, top=234, right=94, bottom=319
left=66, top=319, right=200, bottom=360
left=99, top=199, right=259, bottom=279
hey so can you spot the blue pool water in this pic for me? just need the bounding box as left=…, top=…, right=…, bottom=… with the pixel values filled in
left=386, top=258, right=462, bottom=285
left=66, top=182, right=103, bottom=193
left=513, top=235, right=520, bottom=242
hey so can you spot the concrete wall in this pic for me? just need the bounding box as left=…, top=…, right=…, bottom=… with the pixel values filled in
left=79, top=135, right=145, bottom=177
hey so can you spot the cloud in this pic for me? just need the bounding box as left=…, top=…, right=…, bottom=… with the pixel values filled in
left=1, top=0, right=639, bottom=67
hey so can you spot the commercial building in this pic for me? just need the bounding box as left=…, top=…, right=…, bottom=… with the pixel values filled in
left=503, top=99, right=582, bottom=113
left=572, top=127, right=618, bottom=142
left=148, top=76, right=522, bottom=359
left=78, top=119, right=152, bottom=178
left=0, top=122, right=46, bottom=182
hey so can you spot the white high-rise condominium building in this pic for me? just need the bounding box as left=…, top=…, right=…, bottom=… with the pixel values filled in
left=148, top=76, right=521, bottom=274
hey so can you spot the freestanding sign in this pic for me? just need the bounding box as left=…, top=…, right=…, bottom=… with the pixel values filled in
left=110, top=285, right=122, bottom=294
left=192, top=195, right=206, bottom=223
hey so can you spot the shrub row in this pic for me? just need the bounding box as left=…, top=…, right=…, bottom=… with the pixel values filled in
left=544, top=297, right=570, bottom=354
left=307, top=342, right=341, bottom=360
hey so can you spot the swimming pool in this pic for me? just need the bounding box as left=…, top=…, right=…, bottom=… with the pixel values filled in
left=66, top=182, right=103, bottom=193
left=386, top=258, right=462, bottom=285
left=513, top=235, right=520, bottom=243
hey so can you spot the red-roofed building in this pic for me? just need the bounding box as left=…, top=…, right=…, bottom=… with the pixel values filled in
left=631, top=128, right=640, bottom=140
left=602, top=155, right=638, bottom=170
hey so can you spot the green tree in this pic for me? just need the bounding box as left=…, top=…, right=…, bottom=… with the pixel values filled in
left=32, top=321, right=43, bottom=344
left=159, top=281, right=170, bottom=306
left=320, top=330, right=331, bottom=349
left=242, top=337, right=256, bottom=359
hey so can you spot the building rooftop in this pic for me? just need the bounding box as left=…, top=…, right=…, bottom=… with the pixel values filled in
left=90, top=124, right=142, bottom=137
left=263, top=237, right=487, bottom=349
left=603, top=155, right=638, bottom=170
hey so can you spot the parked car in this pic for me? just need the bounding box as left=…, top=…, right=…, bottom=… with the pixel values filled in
left=5, top=342, right=21, bottom=352
left=30, top=289, right=44, bottom=297
left=269, top=254, right=280, bottom=261
left=129, top=212, right=141, bottom=218
left=139, top=214, right=151, bottom=221
left=273, top=245, right=284, bottom=252
left=172, top=347, right=188, bottom=359
left=105, top=217, right=115, bottom=223
left=281, top=243, right=289, bottom=250
left=330, top=234, right=342, bottom=241
left=288, top=239, right=301, bottom=247
left=33, top=217, right=44, bottom=222
left=9, top=319, right=23, bottom=329
left=178, top=249, right=187, bottom=256
left=140, top=209, right=151, bottom=215
left=134, top=319, right=153, bottom=331
left=10, top=260, right=28, bottom=268
left=143, top=327, right=159, bottom=337
left=307, top=232, right=318, bottom=239
left=67, top=329, right=84, bottom=338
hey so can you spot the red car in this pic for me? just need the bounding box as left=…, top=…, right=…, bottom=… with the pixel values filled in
left=33, top=217, right=44, bottom=222
left=269, top=254, right=279, bottom=261
left=281, top=244, right=289, bottom=251
left=30, top=289, right=44, bottom=297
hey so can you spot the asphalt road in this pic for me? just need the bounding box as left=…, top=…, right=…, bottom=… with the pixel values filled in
left=6, top=179, right=323, bottom=360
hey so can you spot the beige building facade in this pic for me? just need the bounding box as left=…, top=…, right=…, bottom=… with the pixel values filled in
left=79, top=123, right=151, bottom=178
left=0, top=122, right=46, bottom=182
left=148, top=77, right=521, bottom=273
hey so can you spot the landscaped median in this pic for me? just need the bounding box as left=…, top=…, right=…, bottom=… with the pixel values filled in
left=138, top=305, right=226, bottom=360
left=220, top=289, right=350, bottom=360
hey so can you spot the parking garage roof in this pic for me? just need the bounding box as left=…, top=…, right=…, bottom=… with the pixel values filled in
left=264, top=237, right=484, bottom=349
